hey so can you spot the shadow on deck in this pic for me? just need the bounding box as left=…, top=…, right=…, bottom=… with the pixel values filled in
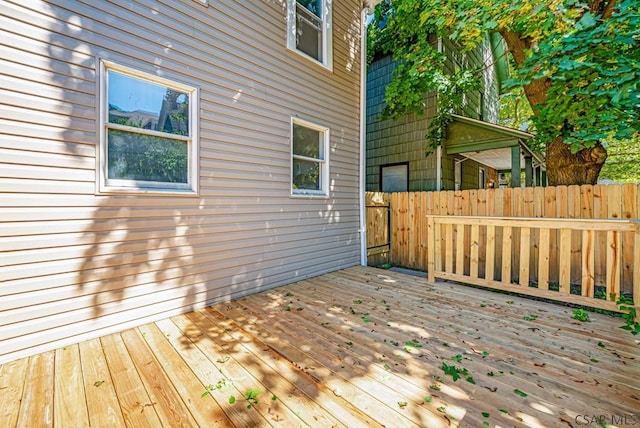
left=1, top=266, right=639, bottom=427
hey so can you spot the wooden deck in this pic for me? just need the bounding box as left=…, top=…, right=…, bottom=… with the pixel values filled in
left=1, top=266, right=639, bottom=427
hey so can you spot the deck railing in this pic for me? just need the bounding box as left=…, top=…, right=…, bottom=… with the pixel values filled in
left=427, top=215, right=640, bottom=317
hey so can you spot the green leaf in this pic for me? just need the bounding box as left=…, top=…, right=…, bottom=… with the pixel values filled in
left=245, top=388, right=261, bottom=400
left=229, top=395, right=236, bottom=404
left=513, top=389, right=528, bottom=397
left=575, top=11, right=596, bottom=30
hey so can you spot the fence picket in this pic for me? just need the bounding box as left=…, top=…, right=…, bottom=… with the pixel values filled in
left=366, top=184, right=640, bottom=296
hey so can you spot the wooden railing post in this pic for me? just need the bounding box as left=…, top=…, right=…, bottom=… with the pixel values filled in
left=427, top=216, right=435, bottom=283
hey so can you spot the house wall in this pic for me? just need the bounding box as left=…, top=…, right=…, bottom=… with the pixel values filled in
left=0, top=0, right=363, bottom=364
left=440, top=153, right=498, bottom=191
left=366, top=38, right=499, bottom=192
left=366, top=55, right=439, bottom=191
left=441, top=38, right=500, bottom=123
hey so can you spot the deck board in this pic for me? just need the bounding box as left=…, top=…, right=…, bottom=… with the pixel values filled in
left=0, top=357, right=28, bottom=427
left=54, top=344, right=90, bottom=427
left=78, top=338, right=126, bottom=428
left=1, top=266, right=638, bottom=427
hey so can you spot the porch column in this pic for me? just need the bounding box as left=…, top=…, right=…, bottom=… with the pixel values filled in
left=525, top=155, right=533, bottom=187
left=511, top=145, right=521, bottom=188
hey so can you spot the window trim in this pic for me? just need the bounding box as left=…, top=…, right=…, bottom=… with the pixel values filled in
left=290, top=117, right=329, bottom=197
left=286, top=0, right=333, bottom=70
left=97, top=59, right=199, bottom=196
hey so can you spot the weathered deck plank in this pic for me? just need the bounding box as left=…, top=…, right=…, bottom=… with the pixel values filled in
left=78, top=338, right=126, bottom=428
left=100, top=333, right=164, bottom=427
left=54, top=345, right=89, bottom=427
left=0, top=266, right=638, bottom=428
left=0, top=357, right=28, bottom=427
left=17, top=351, right=55, bottom=427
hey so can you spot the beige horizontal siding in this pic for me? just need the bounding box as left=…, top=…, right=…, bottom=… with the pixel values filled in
left=0, top=0, right=363, bottom=364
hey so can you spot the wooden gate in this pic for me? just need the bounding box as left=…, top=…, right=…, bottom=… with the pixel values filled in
left=365, top=192, right=390, bottom=266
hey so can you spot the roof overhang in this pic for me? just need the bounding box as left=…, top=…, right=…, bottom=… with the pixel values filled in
left=444, top=114, right=545, bottom=171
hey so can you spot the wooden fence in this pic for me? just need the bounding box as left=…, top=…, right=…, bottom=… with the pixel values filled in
left=426, top=215, right=640, bottom=315
left=365, top=184, right=640, bottom=295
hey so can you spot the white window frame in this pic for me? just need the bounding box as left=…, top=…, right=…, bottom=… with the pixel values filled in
left=290, top=117, right=329, bottom=197
left=286, top=0, right=333, bottom=70
left=97, top=60, right=199, bottom=195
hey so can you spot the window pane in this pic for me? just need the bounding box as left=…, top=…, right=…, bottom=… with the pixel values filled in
left=381, top=165, right=408, bottom=192
left=108, top=71, right=189, bottom=136
left=296, top=4, right=322, bottom=61
left=292, top=158, right=320, bottom=190
left=293, top=123, right=322, bottom=159
left=297, top=0, right=321, bottom=17
left=108, top=129, right=188, bottom=183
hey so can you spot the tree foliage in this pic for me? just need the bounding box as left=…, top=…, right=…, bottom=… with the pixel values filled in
left=599, top=136, right=640, bottom=183
left=368, top=0, right=640, bottom=185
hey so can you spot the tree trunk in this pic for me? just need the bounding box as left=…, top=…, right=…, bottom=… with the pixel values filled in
left=545, top=137, right=607, bottom=186
left=500, top=29, right=609, bottom=186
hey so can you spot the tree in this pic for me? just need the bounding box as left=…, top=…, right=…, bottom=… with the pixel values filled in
left=368, top=0, right=639, bottom=185
left=599, top=136, right=640, bottom=182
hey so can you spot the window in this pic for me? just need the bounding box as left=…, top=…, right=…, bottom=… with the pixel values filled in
left=381, top=164, right=408, bottom=192
left=454, top=159, right=462, bottom=191
left=479, top=167, right=486, bottom=189
left=98, top=61, right=198, bottom=194
left=291, top=118, right=329, bottom=196
left=287, top=0, right=332, bottom=69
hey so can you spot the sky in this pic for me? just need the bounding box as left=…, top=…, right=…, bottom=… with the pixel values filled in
left=108, top=70, right=173, bottom=114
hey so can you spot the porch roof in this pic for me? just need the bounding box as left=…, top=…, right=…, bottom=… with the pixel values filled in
left=445, top=114, right=545, bottom=171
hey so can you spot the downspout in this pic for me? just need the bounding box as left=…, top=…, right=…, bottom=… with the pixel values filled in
left=359, top=6, right=370, bottom=266
left=436, top=146, right=442, bottom=190
left=435, top=37, right=444, bottom=191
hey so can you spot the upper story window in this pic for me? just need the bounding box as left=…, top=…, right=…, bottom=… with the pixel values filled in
left=98, top=60, right=199, bottom=195
left=291, top=117, right=329, bottom=197
left=287, top=0, right=333, bottom=70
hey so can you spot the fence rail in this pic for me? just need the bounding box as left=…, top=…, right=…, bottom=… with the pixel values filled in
left=426, top=215, right=640, bottom=315
left=366, top=184, right=640, bottom=293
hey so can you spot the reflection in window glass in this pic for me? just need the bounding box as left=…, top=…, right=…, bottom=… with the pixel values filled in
left=292, top=158, right=320, bottom=190
left=381, top=164, right=408, bottom=192
left=107, top=130, right=188, bottom=183
left=297, top=0, right=321, bottom=17
left=107, top=71, right=189, bottom=136
left=293, top=124, right=322, bottom=158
